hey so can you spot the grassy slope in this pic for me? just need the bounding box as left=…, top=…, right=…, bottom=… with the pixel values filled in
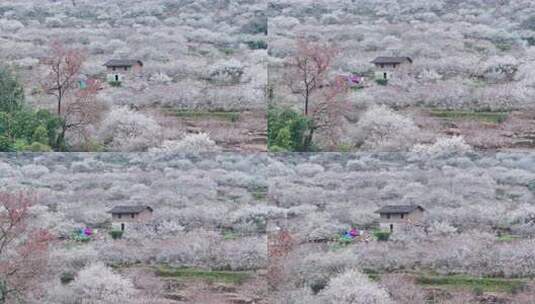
left=429, top=109, right=510, bottom=124
left=155, top=265, right=251, bottom=285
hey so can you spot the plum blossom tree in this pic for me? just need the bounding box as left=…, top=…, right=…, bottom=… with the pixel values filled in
left=149, top=133, right=219, bottom=152
left=285, top=39, right=350, bottom=149
left=355, top=105, right=419, bottom=151
left=41, top=41, right=86, bottom=117
left=319, top=269, right=393, bottom=304
left=0, top=192, right=52, bottom=303
left=41, top=41, right=105, bottom=149
left=286, top=38, right=340, bottom=116
left=97, top=107, right=162, bottom=151
left=68, top=262, right=136, bottom=303
left=412, top=136, right=472, bottom=155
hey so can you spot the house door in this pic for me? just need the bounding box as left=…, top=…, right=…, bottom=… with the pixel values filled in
left=121, top=223, right=125, bottom=231
left=389, top=224, right=393, bottom=232
left=115, top=75, right=119, bottom=82
left=383, top=72, right=387, bottom=80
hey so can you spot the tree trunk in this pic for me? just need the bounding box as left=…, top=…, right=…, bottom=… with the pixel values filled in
left=57, top=93, right=62, bottom=116
left=0, top=280, right=6, bottom=304
left=304, top=91, right=309, bottom=116
left=55, top=122, right=67, bottom=151
left=303, top=127, right=315, bottom=151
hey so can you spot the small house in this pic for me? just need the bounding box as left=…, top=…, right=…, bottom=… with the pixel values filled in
left=371, top=56, right=412, bottom=80
left=103, top=59, right=143, bottom=82
left=108, top=205, right=153, bottom=231
left=375, top=204, right=424, bottom=233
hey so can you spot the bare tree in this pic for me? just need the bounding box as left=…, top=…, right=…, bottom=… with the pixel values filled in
left=286, top=38, right=339, bottom=116
left=267, top=228, right=295, bottom=291
left=41, top=41, right=85, bottom=116
left=306, top=76, right=350, bottom=149
left=0, top=192, right=52, bottom=303
left=286, top=39, right=350, bottom=149
left=41, top=41, right=104, bottom=150
left=59, top=79, right=106, bottom=150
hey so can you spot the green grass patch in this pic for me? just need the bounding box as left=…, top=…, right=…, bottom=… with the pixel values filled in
left=155, top=266, right=250, bottom=285
left=362, top=269, right=381, bottom=281
left=416, top=274, right=527, bottom=294
left=497, top=234, right=522, bottom=242
left=163, top=109, right=240, bottom=122
left=429, top=109, right=509, bottom=124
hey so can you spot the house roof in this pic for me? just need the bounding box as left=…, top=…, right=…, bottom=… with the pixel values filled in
left=375, top=205, right=424, bottom=214
left=103, top=59, right=143, bottom=67
left=108, top=205, right=153, bottom=214
left=371, top=56, right=413, bottom=64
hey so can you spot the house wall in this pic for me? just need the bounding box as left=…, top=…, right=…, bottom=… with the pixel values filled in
left=374, top=61, right=411, bottom=80
left=106, top=63, right=143, bottom=82
left=111, top=209, right=153, bottom=223
left=379, top=212, right=409, bottom=223
left=379, top=209, right=424, bottom=232
left=407, top=208, right=424, bottom=222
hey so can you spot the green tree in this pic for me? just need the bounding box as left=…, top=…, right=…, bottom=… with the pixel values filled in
left=0, top=108, right=62, bottom=152
left=0, top=135, right=13, bottom=152
left=32, top=125, right=49, bottom=145
left=0, top=67, right=24, bottom=113
left=268, top=106, right=312, bottom=151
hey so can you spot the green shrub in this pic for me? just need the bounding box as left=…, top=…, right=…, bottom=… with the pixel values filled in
left=240, top=16, right=267, bottom=34
left=108, top=80, right=122, bottom=87
left=220, top=48, right=235, bottom=55
left=375, top=78, right=388, bottom=86
left=0, top=135, right=13, bottom=152
left=268, top=106, right=313, bottom=152
left=0, top=108, right=63, bottom=151
left=472, top=286, right=484, bottom=296
left=28, top=142, right=52, bottom=152
left=373, top=230, right=391, bottom=241
left=13, top=139, right=29, bottom=151
left=246, top=40, right=268, bottom=50
left=229, top=112, right=240, bottom=122
left=60, top=272, right=75, bottom=284
left=336, top=143, right=353, bottom=152
left=32, top=125, right=49, bottom=145
left=72, top=234, right=90, bottom=242
left=0, top=67, right=24, bottom=113
left=110, top=230, right=123, bottom=239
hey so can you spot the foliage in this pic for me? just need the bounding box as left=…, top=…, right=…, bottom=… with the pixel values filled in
left=373, top=230, right=391, bottom=242
left=416, top=275, right=527, bottom=294
left=108, top=80, right=122, bottom=87
left=429, top=109, right=509, bottom=124
left=156, top=266, right=250, bottom=284
left=0, top=108, right=62, bottom=152
left=0, top=67, right=24, bottom=113
left=375, top=79, right=388, bottom=86
left=109, top=230, right=123, bottom=240
left=165, top=110, right=240, bottom=122
left=60, top=272, right=75, bottom=285
left=246, top=39, right=268, bottom=50
left=268, top=106, right=312, bottom=151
